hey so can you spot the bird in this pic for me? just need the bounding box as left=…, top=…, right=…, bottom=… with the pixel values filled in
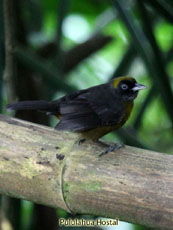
left=6, top=76, right=146, bottom=156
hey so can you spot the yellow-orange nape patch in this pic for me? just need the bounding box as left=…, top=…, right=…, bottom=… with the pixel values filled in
left=112, top=76, right=136, bottom=88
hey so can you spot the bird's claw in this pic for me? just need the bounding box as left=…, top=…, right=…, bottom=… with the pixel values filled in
left=99, top=143, right=124, bottom=157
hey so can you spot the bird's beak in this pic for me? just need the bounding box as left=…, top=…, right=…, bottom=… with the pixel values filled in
left=132, top=83, right=146, bottom=91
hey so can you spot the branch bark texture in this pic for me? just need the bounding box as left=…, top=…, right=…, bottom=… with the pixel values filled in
left=0, top=115, right=172, bottom=229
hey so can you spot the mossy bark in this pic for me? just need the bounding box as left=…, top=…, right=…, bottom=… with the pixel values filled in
left=0, top=115, right=172, bottom=229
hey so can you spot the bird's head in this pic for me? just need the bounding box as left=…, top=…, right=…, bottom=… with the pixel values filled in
left=112, top=76, right=146, bottom=101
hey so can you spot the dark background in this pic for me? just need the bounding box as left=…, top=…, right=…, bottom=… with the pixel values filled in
left=0, top=0, right=173, bottom=229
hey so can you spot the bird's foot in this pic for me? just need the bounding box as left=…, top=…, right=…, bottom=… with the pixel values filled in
left=99, top=142, right=124, bottom=157
left=75, top=138, right=86, bottom=145
left=73, top=138, right=86, bottom=150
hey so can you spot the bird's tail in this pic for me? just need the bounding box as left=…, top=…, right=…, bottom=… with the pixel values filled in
left=6, top=100, right=59, bottom=113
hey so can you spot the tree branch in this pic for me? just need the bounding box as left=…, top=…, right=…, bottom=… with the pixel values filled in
left=0, top=115, right=172, bottom=229
left=37, top=34, right=113, bottom=74
left=63, top=34, right=113, bottom=73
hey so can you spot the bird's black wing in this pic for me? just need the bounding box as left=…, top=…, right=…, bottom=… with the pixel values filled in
left=56, top=95, right=101, bottom=131
left=56, top=83, right=123, bottom=131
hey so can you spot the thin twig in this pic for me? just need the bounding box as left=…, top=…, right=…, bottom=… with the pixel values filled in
left=111, top=44, right=137, bottom=79
left=54, top=0, right=70, bottom=77
left=3, top=0, right=17, bottom=102
left=15, top=45, right=75, bottom=93
left=0, top=0, right=4, bottom=112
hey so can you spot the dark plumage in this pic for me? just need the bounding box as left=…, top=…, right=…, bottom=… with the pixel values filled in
left=6, top=76, right=146, bottom=140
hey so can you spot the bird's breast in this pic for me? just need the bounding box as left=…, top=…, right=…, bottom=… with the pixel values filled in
left=120, top=101, right=134, bottom=125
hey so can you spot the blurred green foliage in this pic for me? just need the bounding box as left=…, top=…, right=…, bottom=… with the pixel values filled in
left=1, top=0, right=173, bottom=229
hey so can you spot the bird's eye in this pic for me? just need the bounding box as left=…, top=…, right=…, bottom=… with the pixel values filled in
left=121, top=83, right=128, bottom=90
